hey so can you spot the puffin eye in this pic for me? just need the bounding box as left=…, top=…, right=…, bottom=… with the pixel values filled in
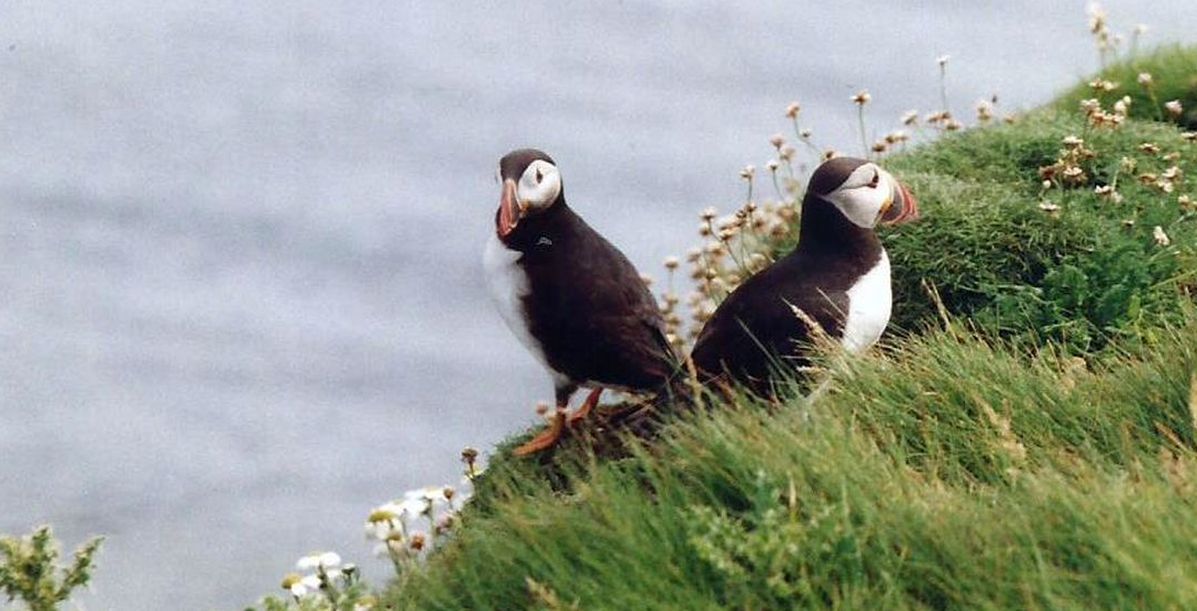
left=867, top=170, right=880, bottom=189
left=535, top=168, right=543, bottom=184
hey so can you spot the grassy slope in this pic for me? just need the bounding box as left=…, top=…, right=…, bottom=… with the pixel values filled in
left=387, top=48, right=1197, bottom=610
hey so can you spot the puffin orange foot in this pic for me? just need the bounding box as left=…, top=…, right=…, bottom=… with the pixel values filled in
left=514, top=410, right=567, bottom=456
left=567, top=388, right=603, bottom=427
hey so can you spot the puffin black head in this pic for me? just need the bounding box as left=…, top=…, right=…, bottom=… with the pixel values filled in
left=495, top=148, right=564, bottom=239
left=807, top=156, right=919, bottom=228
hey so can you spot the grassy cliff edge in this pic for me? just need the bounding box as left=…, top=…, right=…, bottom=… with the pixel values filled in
left=383, top=48, right=1197, bottom=610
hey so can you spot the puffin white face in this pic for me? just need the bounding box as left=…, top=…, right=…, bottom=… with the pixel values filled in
left=515, top=159, right=561, bottom=212
left=495, top=150, right=565, bottom=239
left=821, top=162, right=894, bottom=229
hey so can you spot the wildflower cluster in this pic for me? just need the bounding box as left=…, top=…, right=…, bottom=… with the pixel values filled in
left=363, top=448, right=482, bottom=576
left=278, top=552, right=363, bottom=604
left=1040, top=134, right=1098, bottom=191
left=1078, top=92, right=1132, bottom=129
left=251, top=449, right=485, bottom=610
left=672, top=195, right=795, bottom=341
left=1135, top=153, right=1185, bottom=195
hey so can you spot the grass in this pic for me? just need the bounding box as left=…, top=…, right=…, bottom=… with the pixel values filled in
left=882, top=108, right=1197, bottom=355
left=1052, top=44, right=1197, bottom=129
left=381, top=47, right=1197, bottom=610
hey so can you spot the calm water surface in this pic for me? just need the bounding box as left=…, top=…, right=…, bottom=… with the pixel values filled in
left=1, top=1, right=1193, bottom=608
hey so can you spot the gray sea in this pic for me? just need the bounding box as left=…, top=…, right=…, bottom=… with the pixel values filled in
left=1, top=1, right=1193, bottom=608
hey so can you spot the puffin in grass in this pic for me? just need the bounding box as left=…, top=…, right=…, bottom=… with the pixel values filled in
left=483, top=149, right=683, bottom=455
left=691, top=156, right=919, bottom=395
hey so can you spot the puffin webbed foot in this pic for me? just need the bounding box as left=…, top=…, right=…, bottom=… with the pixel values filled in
left=566, top=388, right=603, bottom=427
left=513, top=408, right=567, bottom=456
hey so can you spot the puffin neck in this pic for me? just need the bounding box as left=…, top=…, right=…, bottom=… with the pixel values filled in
left=795, top=194, right=882, bottom=258
left=501, top=197, right=571, bottom=251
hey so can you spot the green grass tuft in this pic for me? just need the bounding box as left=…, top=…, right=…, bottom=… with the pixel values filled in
left=883, top=110, right=1196, bottom=354
left=389, top=320, right=1197, bottom=609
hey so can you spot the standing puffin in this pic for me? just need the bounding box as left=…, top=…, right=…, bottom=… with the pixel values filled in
left=691, top=157, right=918, bottom=395
left=482, top=149, right=681, bottom=455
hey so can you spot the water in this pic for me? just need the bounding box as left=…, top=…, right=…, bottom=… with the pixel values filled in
left=1, top=1, right=1193, bottom=608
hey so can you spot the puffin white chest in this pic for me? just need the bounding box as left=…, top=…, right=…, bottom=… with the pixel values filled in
left=482, top=233, right=568, bottom=385
left=840, top=250, right=892, bottom=353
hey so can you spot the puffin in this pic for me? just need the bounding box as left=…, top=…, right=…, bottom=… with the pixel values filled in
left=690, top=156, right=918, bottom=395
left=482, top=148, right=682, bottom=455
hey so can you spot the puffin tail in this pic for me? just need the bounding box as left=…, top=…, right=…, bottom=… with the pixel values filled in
left=606, top=359, right=701, bottom=439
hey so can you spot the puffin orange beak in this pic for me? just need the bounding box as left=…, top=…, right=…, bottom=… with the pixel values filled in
left=497, top=179, right=523, bottom=238
left=880, top=178, right=919, bottom=225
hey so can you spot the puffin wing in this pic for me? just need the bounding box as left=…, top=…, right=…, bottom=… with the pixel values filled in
left=519, top=210, right=677, bottom=391
left=691, top=259, right=847, bottom=390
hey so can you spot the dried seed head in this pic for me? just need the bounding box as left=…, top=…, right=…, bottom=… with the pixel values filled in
left=1153, top=225, right=1171, bottom=246
left=1165, top=100, right=1184, bottom=118
left=785, top=102, right=801, bottom=119
left=851, top=90, right=871, bottom=105
left=766, top=159, right=779, bottom=172
left=748, top=252, right=768, bottom=272
left=739, top=165, right=756, bottom=180
left=409, top=533, right=426, bottom=551
left=1137, top=72, right=1153, bottom=87
left=936, top=54, right=951, bottom=67
left=769, top=133, right=786, bottom=149
left=901, top=110, right=919, bottom=125
left=663, top=256, right=679, bottom=270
